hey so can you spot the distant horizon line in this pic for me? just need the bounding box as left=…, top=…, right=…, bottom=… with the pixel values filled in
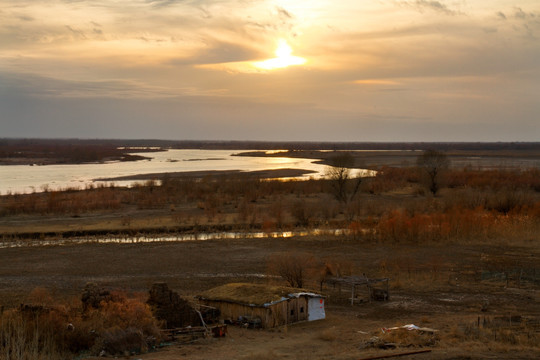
left=2, top=138, right=539, bottom=152
left=2, top=137, right=539, bottom=144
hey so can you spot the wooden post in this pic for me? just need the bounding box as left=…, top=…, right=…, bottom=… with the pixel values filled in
left=351, top=284, right=355, bottom=305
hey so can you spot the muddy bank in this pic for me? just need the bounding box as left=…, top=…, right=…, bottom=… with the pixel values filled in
left=95, top=168, right=316, bottom=182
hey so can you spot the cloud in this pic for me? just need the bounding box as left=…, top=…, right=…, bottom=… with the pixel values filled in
left=276, top=6, right=292, bottom=19
left=167, top=40, right=263, bottom=67
left=0, top=71, right=228, bottom=99
left=1, top=1, right=539, bottom=141
left=514, top=7, right=534, bottom=19
left=416, top=1, right=454, bottom=13
left=395, top=0, right=462, bottom=16
left=16, top=14, right=35, bottom=21
left=506, top=7, right=540, bottom=38
left=354, top=79, right=403, bottom=86
left=146, top=0, right=184, bottom=7
left=65, top=25, right=87, bottom=40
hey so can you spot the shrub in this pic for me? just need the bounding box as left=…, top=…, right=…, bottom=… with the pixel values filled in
left=0, top=309, right=68, bottom=360
left=1, top=288, right=162, bottom=358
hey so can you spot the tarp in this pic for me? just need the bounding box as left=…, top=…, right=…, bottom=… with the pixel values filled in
left=381, top=324, right=437, bottom=333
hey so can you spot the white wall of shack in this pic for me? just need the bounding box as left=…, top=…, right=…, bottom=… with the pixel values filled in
left=308, top=297, right=325, bottom=321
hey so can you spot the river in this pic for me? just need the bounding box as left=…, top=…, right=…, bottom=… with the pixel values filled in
left=0, top=149, right=333, bottom=195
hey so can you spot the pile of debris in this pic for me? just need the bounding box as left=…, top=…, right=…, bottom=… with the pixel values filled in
left=147, top=282, right=201, bottom=329
left=360, top=324, right=439, bottom=350
left=147, top=283, right=226, bottom=343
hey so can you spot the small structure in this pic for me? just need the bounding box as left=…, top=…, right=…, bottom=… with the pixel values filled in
left=325, top=275, right=389, bottom=304
left=197, top=283, right=325, bottom=328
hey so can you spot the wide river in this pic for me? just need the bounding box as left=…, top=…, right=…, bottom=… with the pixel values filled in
left=0, top=149, right=335, bottom=195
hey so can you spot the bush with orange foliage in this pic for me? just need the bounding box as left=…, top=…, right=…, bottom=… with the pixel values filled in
left=446, top=168, right=540, bottom=191
left=373, top=204, right=539, bottom=244
left=80, top=292, right=162, bottom=355
left=366, top=166, right=420, bottom=194
left=0, top=288, right=162, bottom=358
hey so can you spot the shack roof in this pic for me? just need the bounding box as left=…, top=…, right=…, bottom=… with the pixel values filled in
left=198, top=283, right=323, bottom=307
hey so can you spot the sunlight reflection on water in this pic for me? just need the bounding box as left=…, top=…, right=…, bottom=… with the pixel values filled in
left=0, top=229, right=351, bottom=249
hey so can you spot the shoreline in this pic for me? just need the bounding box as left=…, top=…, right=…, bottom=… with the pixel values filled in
left=94, top=168, right=317, bottom=182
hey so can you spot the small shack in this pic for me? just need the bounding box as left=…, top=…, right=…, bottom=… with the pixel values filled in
left=197, top=283, right=325, bottom=328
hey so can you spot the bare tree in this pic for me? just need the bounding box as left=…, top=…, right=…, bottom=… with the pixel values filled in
left=326, top=153, right=362, bottom=203
left=416, top=149, right=450, bottom=195
left=267, top=252, right=316, bottom=288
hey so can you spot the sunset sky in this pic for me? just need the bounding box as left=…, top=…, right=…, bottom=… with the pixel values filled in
left=1, top=0, right=539, bottom=141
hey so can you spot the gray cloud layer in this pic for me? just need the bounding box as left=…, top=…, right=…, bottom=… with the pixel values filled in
left=1, top=1, right=539, bottom=141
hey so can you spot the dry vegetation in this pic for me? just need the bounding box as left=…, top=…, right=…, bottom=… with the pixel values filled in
left=1, top=166, right=539, bottom=243
left=0, top=150, right=539, bottom=359
left=0, top=289, right=161, bottom=359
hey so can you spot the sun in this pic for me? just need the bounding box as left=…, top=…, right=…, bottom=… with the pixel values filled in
left=253, top=39, right=306, bottom=70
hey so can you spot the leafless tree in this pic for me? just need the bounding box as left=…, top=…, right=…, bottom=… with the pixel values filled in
left=326, top=153, right=362, bottom=203
left=416, top=149, right=450, bottom=195
left=267, top=252, right=316, bottom=288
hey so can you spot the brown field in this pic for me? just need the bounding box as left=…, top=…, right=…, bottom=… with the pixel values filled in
left=0, top=145, right=539, bottom=359
left=1, top=237, right=539, bottom=359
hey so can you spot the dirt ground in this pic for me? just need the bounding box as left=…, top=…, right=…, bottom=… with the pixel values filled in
left=1, top=236, right=538, bottom=359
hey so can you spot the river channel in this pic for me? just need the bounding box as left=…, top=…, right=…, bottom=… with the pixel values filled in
left=0, top=149, right=332, bottom=195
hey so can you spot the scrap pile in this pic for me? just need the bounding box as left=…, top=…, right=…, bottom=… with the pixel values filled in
left=147, top=282, right=201, bottom=329
left=147, top=283, right=226, bottom=343
left=360, top=324, right=438, bottom=350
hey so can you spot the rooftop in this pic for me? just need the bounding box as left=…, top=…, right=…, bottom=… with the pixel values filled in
left=198, top=283, right=322, bottom=307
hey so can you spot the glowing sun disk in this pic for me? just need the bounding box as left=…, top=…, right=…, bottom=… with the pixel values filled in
left=253, top=39, right=306, bottom=70
left=275, top=39, right=293, bottom=57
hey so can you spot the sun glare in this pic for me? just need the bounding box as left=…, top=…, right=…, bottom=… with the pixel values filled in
left=275, top=39, right=293, bottom=58
left=253, top=39, right=306, bottom=70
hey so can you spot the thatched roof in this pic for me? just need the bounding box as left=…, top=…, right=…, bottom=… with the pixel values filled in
left=198, top=283, right=322, bottom=307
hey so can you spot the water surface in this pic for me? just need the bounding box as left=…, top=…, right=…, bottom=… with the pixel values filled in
left=0, top=149, right=332, bottom=195
left=0, top=228, right=350, bottom=249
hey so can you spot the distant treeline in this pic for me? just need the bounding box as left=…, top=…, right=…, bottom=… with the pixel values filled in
left=0, top=139, right=155, bottom=164
left=2, top=138, right=540, bottom=152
